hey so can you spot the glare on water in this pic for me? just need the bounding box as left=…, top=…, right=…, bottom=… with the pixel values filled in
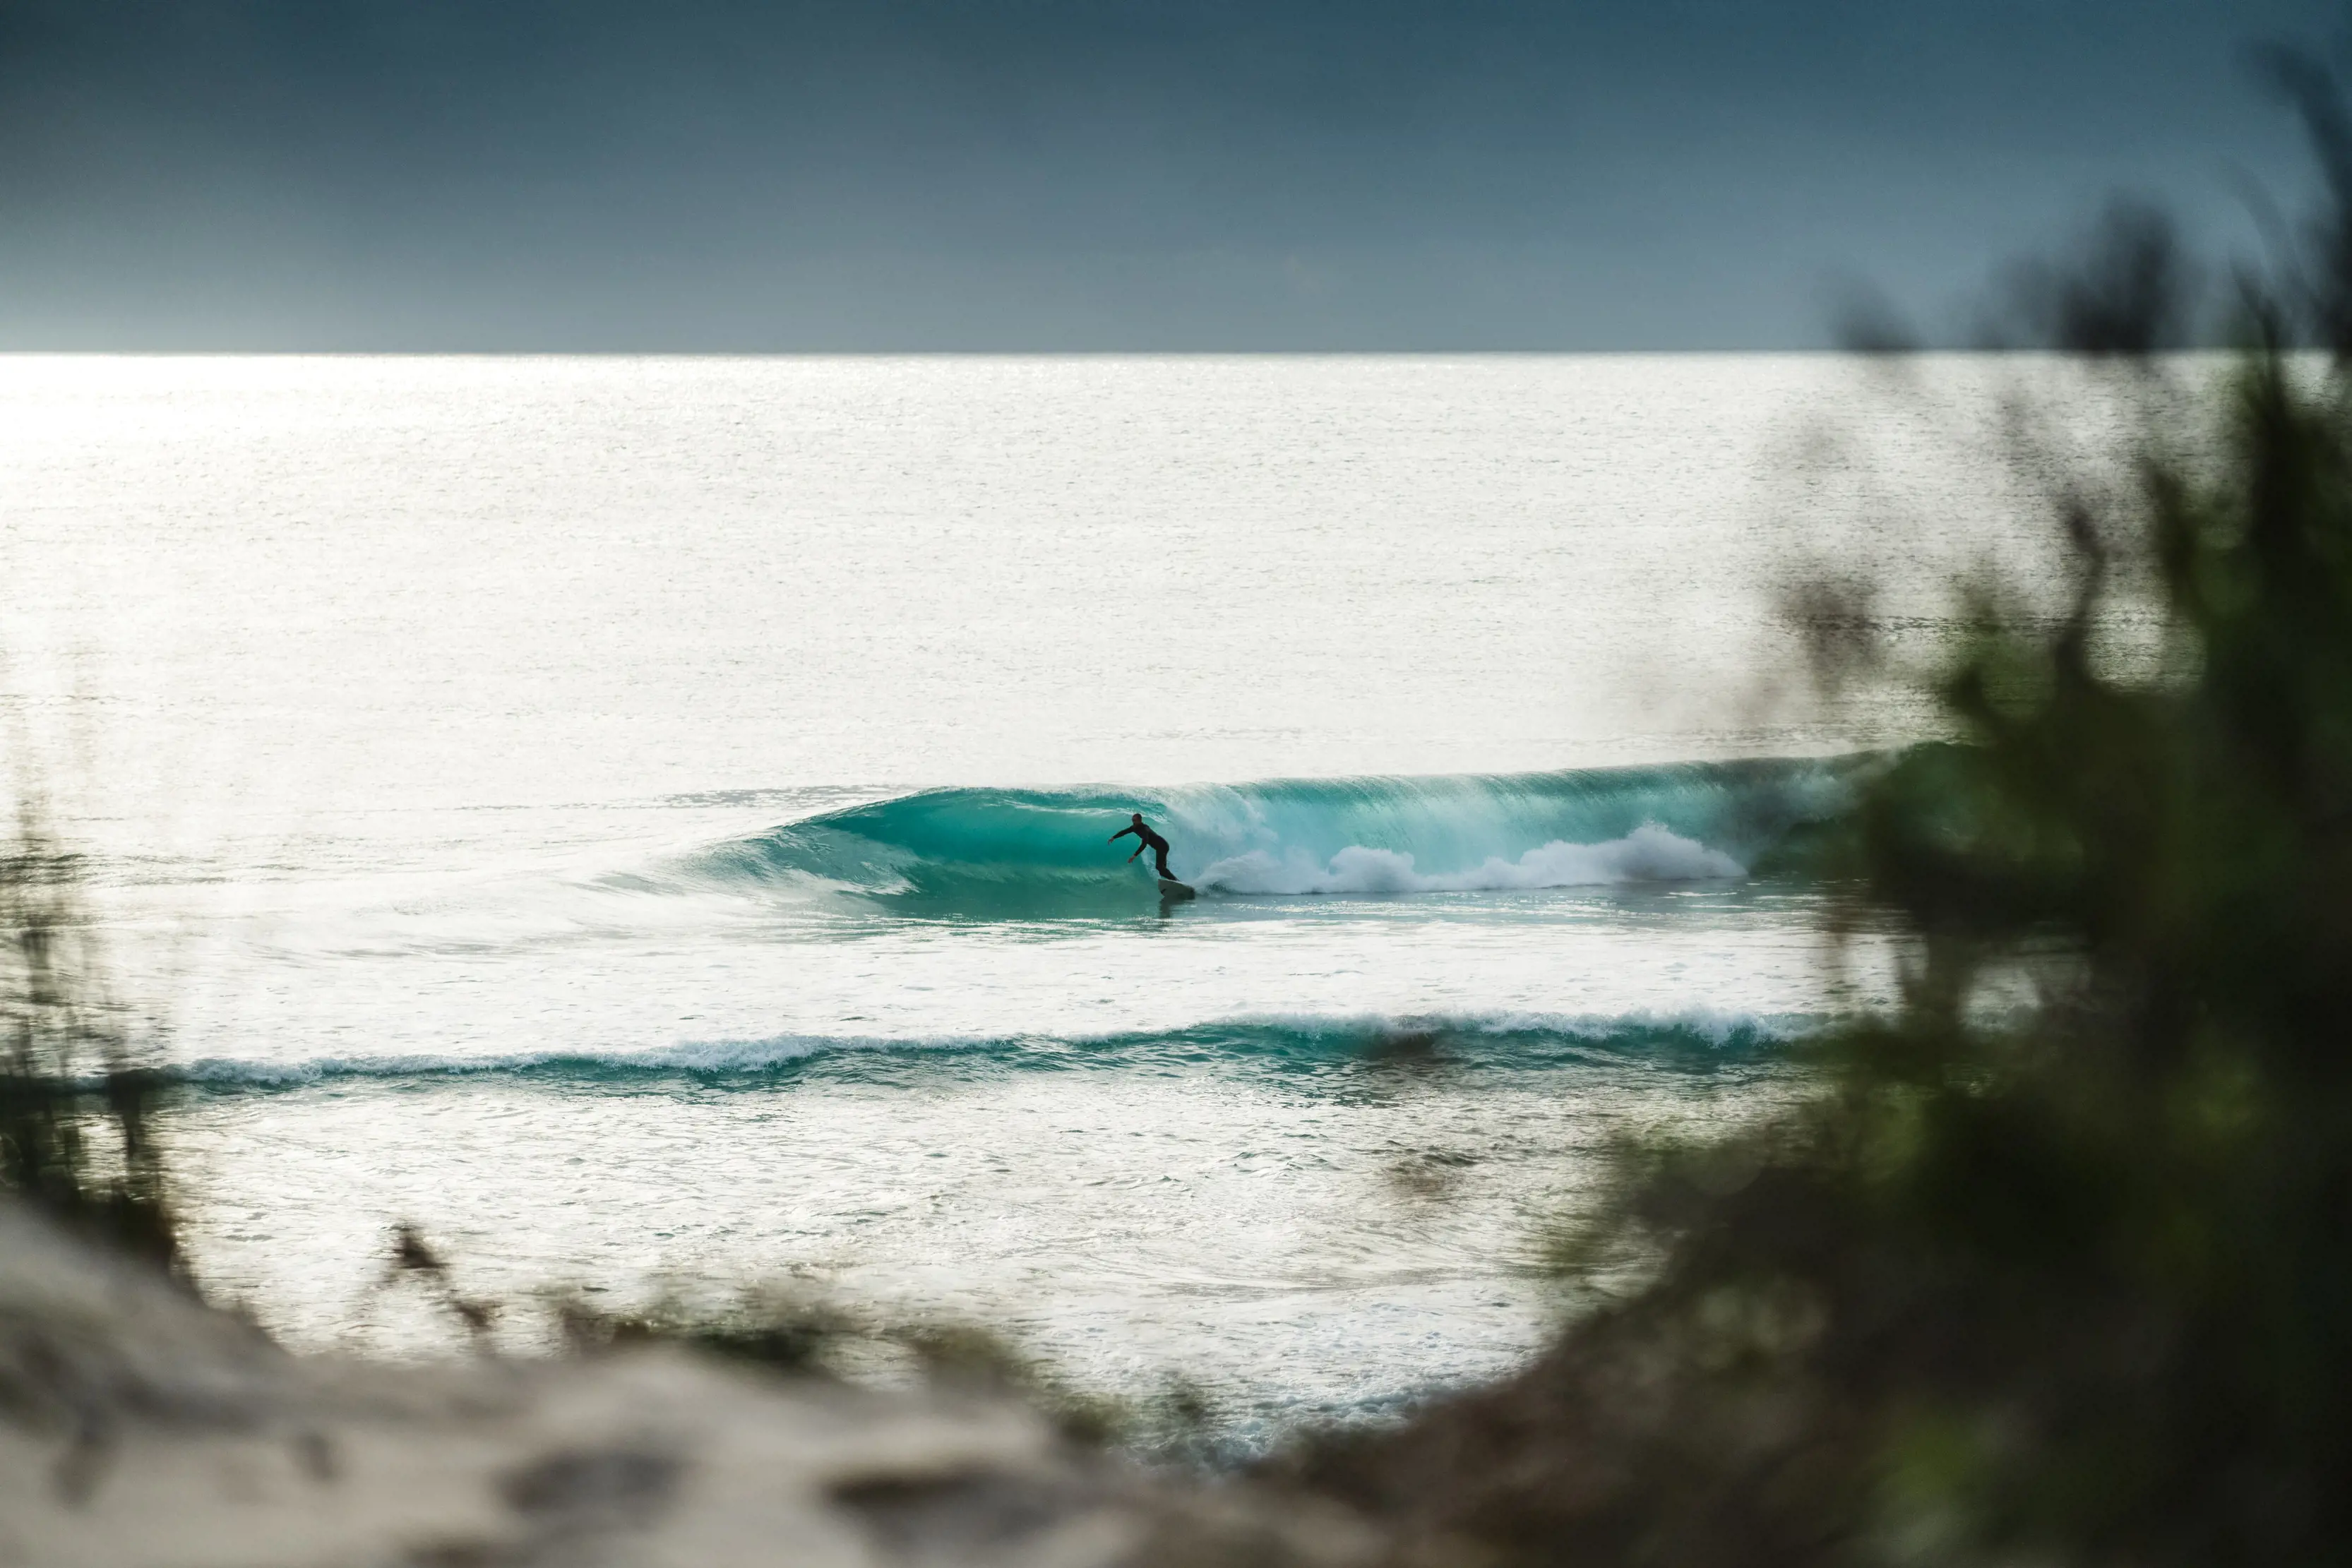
left=0, top=354, right=2028, bottom=1442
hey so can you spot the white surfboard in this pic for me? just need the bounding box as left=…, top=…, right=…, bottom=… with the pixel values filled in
left=1157, top=878, right=1197, bottom=901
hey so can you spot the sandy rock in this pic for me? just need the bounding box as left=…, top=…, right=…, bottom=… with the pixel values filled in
left=0, top=1203, right=1378, bottom=1568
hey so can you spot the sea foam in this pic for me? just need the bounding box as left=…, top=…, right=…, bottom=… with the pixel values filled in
left=1195, top=822, right=1743, bottom=894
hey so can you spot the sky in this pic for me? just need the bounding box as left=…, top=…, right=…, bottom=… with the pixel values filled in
left=0, top=0, right=2338, bottom=350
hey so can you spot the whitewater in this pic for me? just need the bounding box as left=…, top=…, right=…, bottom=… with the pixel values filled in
left=0, top=354, right=2036, bottom=1450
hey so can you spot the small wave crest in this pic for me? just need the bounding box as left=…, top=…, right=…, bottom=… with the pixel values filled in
left=162, top=1009, right=1814, bottom=1092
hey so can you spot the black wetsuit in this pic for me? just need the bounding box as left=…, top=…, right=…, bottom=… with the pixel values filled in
left=1111, top=818, right=1174, bottom=879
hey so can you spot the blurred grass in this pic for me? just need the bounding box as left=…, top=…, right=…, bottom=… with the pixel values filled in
left=549, top=1278, right=1221, bottom=1461
left=0, top=788, right=179, bottom=1275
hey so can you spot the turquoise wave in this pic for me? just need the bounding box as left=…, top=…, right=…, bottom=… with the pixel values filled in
left=693, top=755, right=1872, bottom=910
left=162, top=1010, right=1813, bottom=1094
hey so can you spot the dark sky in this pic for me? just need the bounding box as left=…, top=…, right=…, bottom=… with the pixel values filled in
left=0, top=0, right=2336, bottom=349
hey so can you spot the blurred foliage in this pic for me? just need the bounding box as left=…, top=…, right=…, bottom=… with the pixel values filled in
left=0, top=794, right=179, bottom=1273
left=1272, top=54, right=2352, bottom=1568
left=549, top=1274, right=1217, bottom=1461
left=554, top=1281, right=861, bottom=1377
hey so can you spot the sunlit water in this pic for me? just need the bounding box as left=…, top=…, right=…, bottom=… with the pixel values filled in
left=0, top=354, right=2075, bottom=1449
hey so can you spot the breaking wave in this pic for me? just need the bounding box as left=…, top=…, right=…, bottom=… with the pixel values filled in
left=687, top=755, right=1873, bottom=911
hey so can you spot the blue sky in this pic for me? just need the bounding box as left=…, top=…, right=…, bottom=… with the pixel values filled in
left=0, top=0, right=2334, bottom=348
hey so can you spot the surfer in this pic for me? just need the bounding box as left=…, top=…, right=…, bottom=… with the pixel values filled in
left=1110, top=813, right=1176, bottom=880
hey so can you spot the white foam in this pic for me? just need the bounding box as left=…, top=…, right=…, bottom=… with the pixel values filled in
left=1193, top=822, right=1743, bottom=895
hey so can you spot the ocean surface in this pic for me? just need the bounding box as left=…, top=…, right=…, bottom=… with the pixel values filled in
left=0, top=354, right=2077, bottom=1451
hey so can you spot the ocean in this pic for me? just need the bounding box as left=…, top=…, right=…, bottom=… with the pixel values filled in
left=0, top=354, right=2061, bottom=1451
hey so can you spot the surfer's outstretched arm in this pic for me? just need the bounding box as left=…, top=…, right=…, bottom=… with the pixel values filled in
left=1109, top=825, right=1138, bottom=844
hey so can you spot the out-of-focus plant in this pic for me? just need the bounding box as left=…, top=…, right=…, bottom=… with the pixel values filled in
left=551, top=1276, right=1214, bottom=1457
left=1272, top=52, right=2352, bottom=1568
left=0, top=788, right=179, bottom=1273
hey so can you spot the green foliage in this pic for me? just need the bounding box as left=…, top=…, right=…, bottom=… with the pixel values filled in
left=1275, top=61, right=2352, bottom=1568
left=0, top=798, right=179, bottom=1273
left=1786, top=360, right=2352, bottom=1564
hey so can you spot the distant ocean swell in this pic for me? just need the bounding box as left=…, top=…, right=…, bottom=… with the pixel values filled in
left=687, top=755, right=1875, bottom=907
left=164, top=1010, right=1817, bottom=1092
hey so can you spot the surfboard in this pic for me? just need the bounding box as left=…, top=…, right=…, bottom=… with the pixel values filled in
left=1157, top=878, right=1197, bottom=901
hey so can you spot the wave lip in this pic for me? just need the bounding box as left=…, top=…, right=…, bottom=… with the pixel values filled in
left=161, top=1010, right=1815, bottom=1092
left=692, top=755, right=1871, bottom=911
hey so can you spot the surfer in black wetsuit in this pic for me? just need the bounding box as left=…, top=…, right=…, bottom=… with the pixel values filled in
left=1110, top=813, right=1175, bottom=880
